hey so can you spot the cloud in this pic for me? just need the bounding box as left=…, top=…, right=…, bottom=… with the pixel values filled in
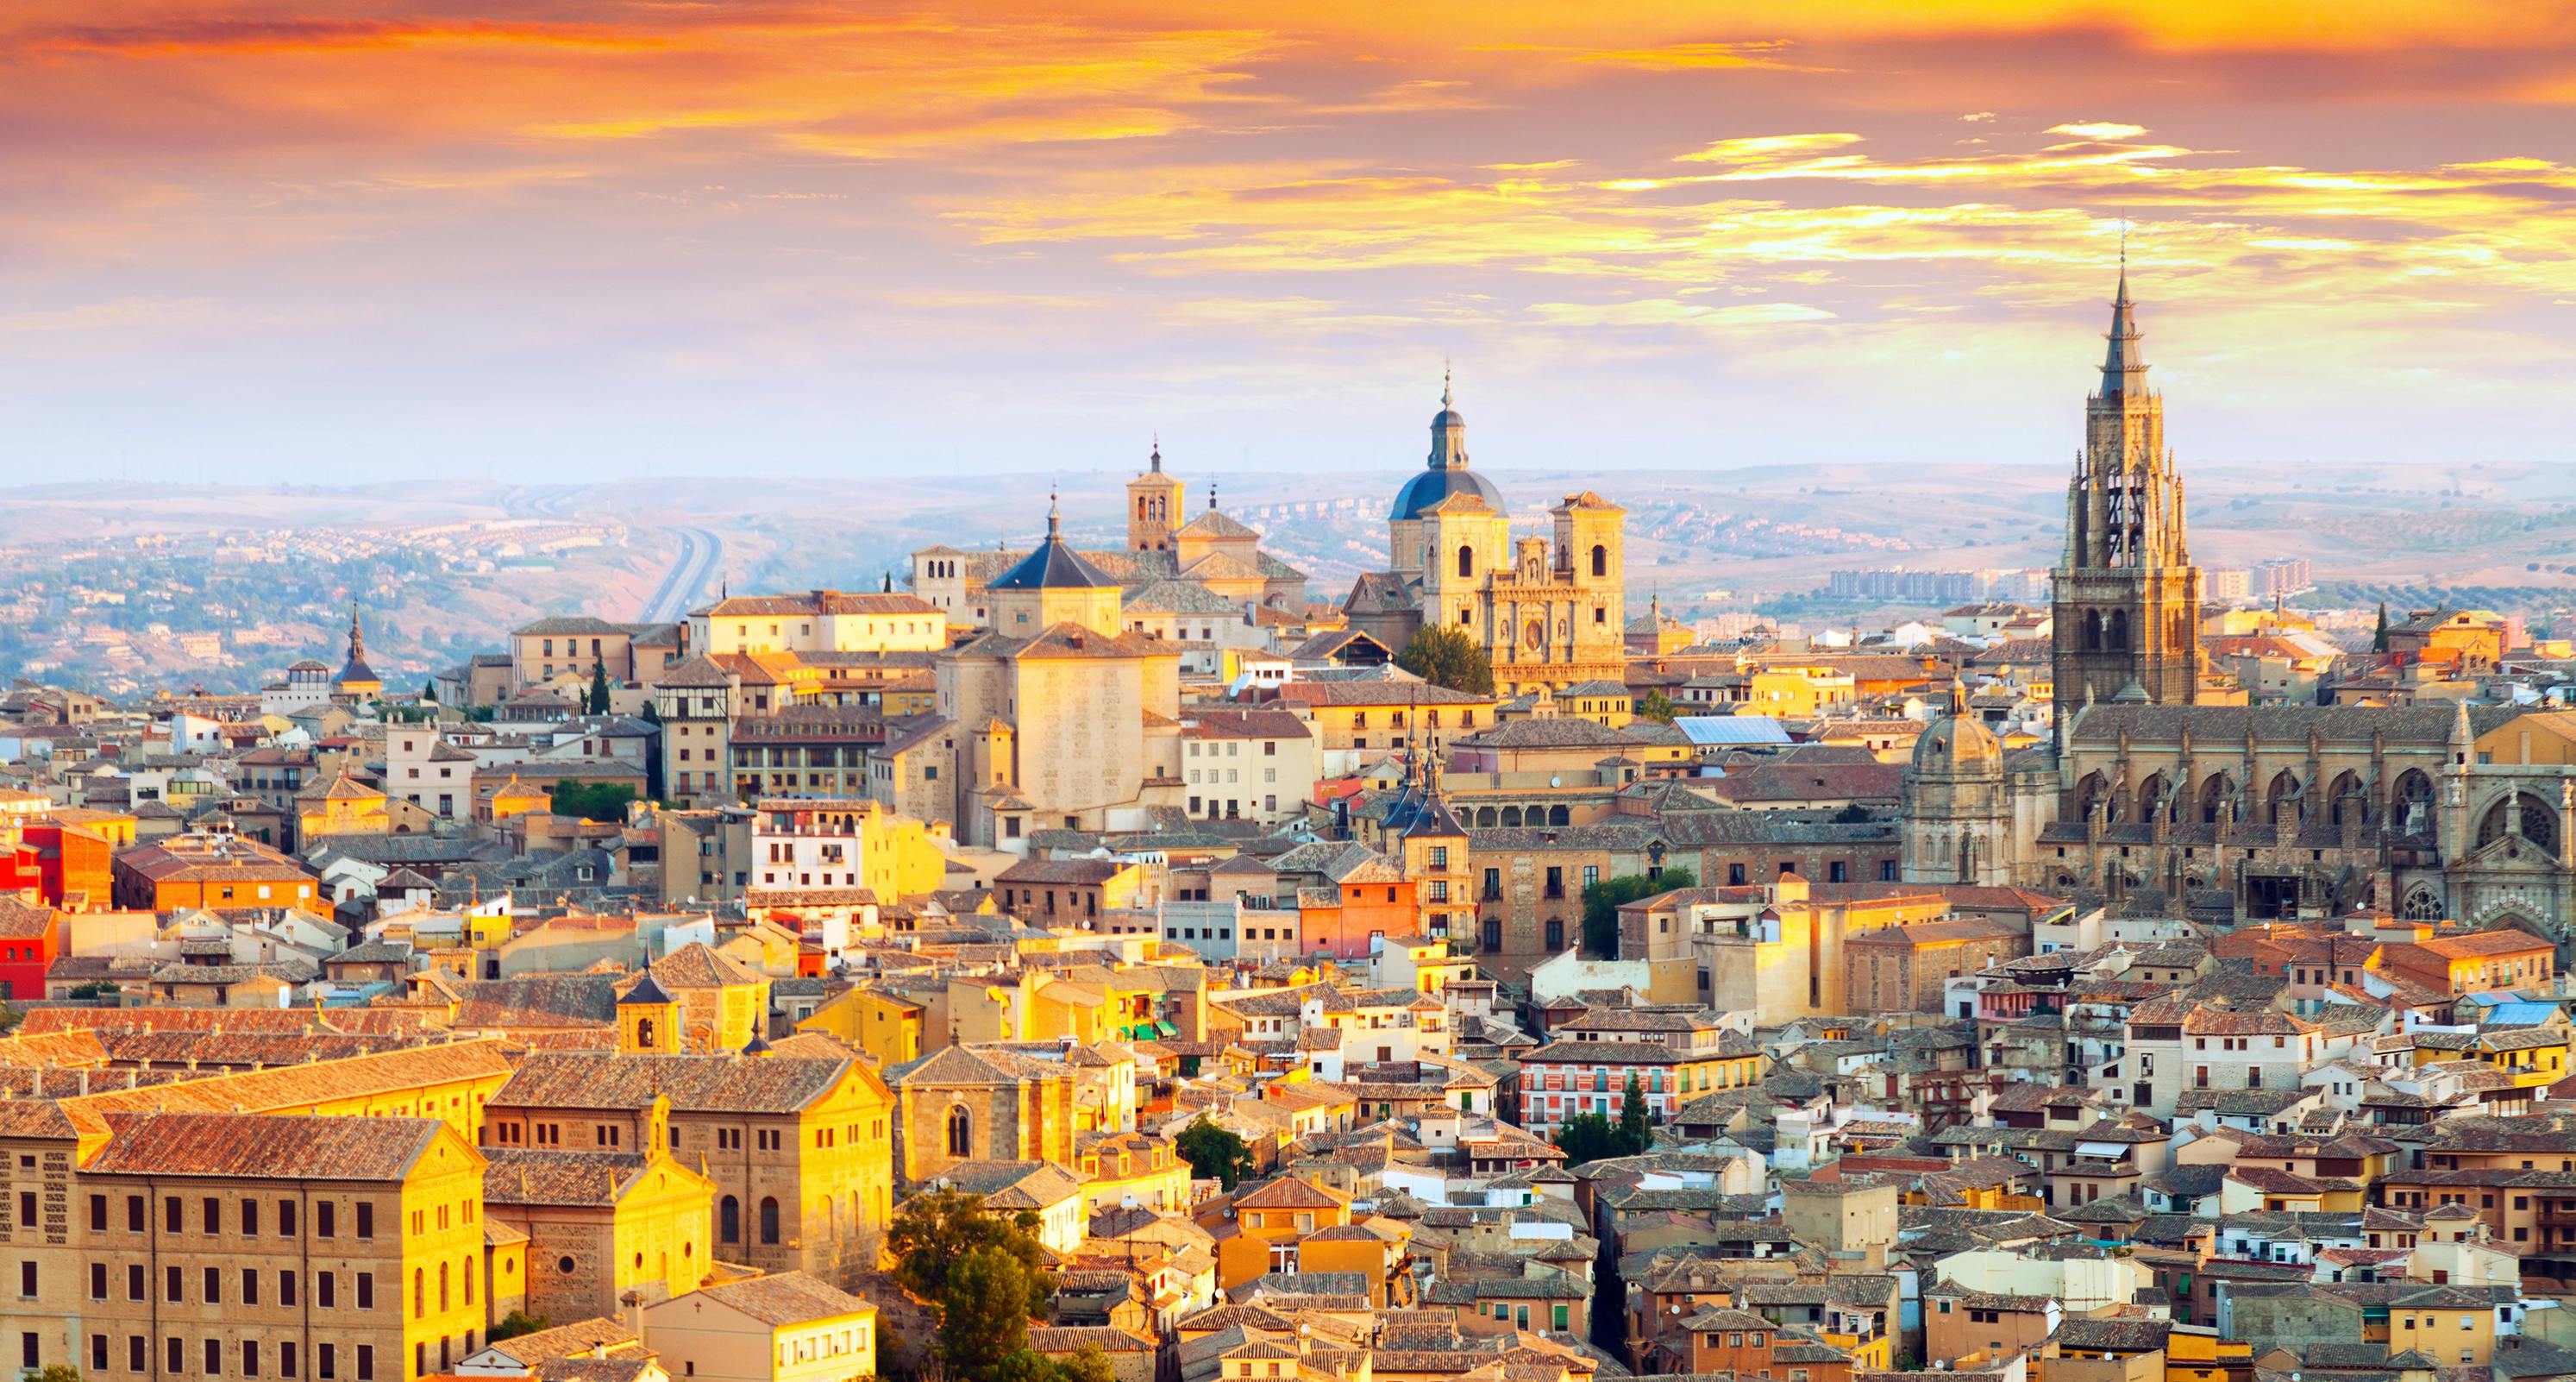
left=2049, top=121, right=2149, bottom=138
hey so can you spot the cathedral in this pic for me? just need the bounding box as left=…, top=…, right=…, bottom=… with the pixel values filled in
left=1902, top=271, right=2576, bottom=939
left=1343, top=377, right=1629, bottom=694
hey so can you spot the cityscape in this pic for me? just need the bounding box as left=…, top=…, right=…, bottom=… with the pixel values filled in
left=3, top=7, right=2576, bottom=1382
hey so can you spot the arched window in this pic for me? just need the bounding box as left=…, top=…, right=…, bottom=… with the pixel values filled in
left=2083, top=610, right=2103, bottom=652
left=438, top=1262, right=450, bottom=1311
left=1501, top=806, right=1523, bottom=827
left=1590, top=544, right=1608, bottom=579
left=2266, top=770, right=2302, bottom=825
left=947, top=1105, right=972, bottom=1157
left=2076, top=772, right=2109, bottom=821
left=414, top=1268, right=425, bottom=1318
left=2107, top=609, right=2130, bottom=652
left=634, top=1017, right=655, bottom=1048
left=2328, top=770, right=2366, bottom=826
left=2402, top=888, right=2443, bottom=920
left=2199, top=772, right=2237, bottom=826
left=1548, top=805, right=1570, bottom=826
left=2136, top=772, right=2171, bottom=824
left=758, top=1197, right=780, bottom=1246
left=464, top=1259, right=474, bottom=1305
left=2391, top=770, right=2435, bottom=834
left=719, top=1195, right=740, bottom=1244
left=1457, top=544, right=1474, bottom=579
left=2478, top=794, right=2559, bottom=853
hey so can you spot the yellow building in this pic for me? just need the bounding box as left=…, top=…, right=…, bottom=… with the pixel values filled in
left=296, top=770, right=392, bottom=840
left=81, top=1111, right=492, bottom=1379
left=1746, top=665, right=1859, bottom=718
left=486, top=1051, right=897, bottom=1288
left=2388, top=1291, right=2496, bottom=1366
left=1215, top=1174, right=1353, bottom=1288
left=483, top=1147, right=716, bottom=1320
left=798, top=987, right=924, bottom=1066
left=61, top=1038, right=516, bottom=1144
left=2473, top=1026, right=2568, bottom=1089
left=690, top=590, right=948, bottom=657
left=486, top=775, right=552, bottom=826
left=644, top=1272, right=881, bottom=1382
left=635, top=943, right=772, bottom=1054
left=893, top=1045, right=1079, bottom=1184
left=1075, top=1131, right=1193, bottom=1215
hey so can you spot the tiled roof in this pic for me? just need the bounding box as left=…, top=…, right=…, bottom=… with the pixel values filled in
left=685, top=1271, right=876, bottom=1327
left=85, top=1111, right=446, bottom=1180
left=492, top=1052, right=862, bottom=1115
left=483, top=1148, right=687, bottom=1207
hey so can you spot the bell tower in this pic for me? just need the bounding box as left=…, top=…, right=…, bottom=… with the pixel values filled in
left=2052, top=263, right=2203, bottom=733
left=1125, top=438, right=1185, bottom=552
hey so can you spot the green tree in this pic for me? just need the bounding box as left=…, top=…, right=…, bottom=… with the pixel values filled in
left=1617, top=1073, right=1652, bottom=1155
left=2372, top=602, right=2391, bottom=653
left=1578, top=866, right=1697, bottom=957
left=1395, top=625, right=1495, bottom=695
left=940, top=1246, right=1035, bottom=1378
left=1553, top=1111, right=1621, bottom=1168
left=550, top=781, right=638, bottom=823
left=1175, top=1115, right=1254, bottom=1189
left=1634, top=689, right=1677, bottom=724
left=888, top=1187, right=1053, bottom=1316
left=588, top=658, right=612, bottom=714
left=640, top=699, right=661, bottom=725
left=486, top=1311, right=551, bottom=1343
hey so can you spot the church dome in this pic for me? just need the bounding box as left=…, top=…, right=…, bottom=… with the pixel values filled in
left=1390, top=465, right=1506, bottom=521
left=1912, top=685, right=2002, bottom=776
left=1390, top=374, right=1505, bottom=519
left=988, top=500, right=1116, bottom=591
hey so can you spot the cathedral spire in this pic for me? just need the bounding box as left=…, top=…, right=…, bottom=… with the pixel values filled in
left=1150, top=433, right=1162, bottom=473
left=1047, top=485, right=1062, bottom=540
left=347, top=604, right=364, bottom=663
left=2101, top=259, right=2149, bottom=402
left=1428, top=367, right=1468, bottom=471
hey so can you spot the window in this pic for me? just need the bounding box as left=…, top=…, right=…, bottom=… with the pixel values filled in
left=280, top=1200, right=298, bottom=1237
left=318, top=1273, right=336, bottom=1309
left=759, top=1197, right=780, bottom=1245
left=355, top=1272, right=374, bottom=1310
left=90, top=1263, right=105, bottom=1301
left=354, top=1203, right=373, bottom=1240
left=129, top=1339, right=147, bottom=1374
left=317, top=1202, right=335, bottom=1239
left=127, top=1265, right=144, bottom=1302
left=320, top=1345, right=336, bottom=1380
left=357, top=1346, right=373, bottom=1382
left=206, top=1338, right=223, bottom=1376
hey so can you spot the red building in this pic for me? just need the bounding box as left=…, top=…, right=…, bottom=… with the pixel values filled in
left=19, top=822, right=112, bottom=910
left=0, top=901, right=60, bottom=1002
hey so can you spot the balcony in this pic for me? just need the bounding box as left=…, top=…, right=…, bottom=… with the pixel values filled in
left=2537, top=1202, right=2576, bottom=1225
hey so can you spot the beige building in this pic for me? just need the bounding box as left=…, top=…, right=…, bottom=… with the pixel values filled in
left=891, top=1045, right=1080, bottom=1184
left=1343, top=380, right=1628, bottom=694
left=1180, top=709, right=1316, bottom=825
left=483, top=1050, right=895, bottom=1288
left=642, top=1272, right=879, bottom=1382
left=935, top=503, right=1184, bottom=848
left=687, top=592, right=947, bottom=658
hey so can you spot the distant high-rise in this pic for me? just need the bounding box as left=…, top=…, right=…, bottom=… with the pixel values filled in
left=2052, top=266, right=2203, bottom=725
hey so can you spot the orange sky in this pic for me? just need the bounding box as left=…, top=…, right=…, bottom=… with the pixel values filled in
left=3, top=1, right=2573, bottom=478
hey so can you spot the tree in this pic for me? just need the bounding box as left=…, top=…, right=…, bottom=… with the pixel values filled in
left=1553, top=1111, right=1621, bottom=1167
left=1617, top=1073, right=1652, bottom=1155
left=940, top=1246, right=1035, bottom=1378
left=888, top=1188, right=1053, bottom=1316
left=1634, top=689, right=1677, bottom=724
left=640, top=699, right=661, bottom=725
left=31, top=1366, right=82, bottom=1382
left=588, top=657, right=612, bottom=714
left=550, top=781, right=637, bottom=823
left=419, top=680, right=438, bottom=704
left=1578, top=867, right=1697, bottom=957
left=1395, top=625, right=1495, bottom=696
left=1175, top=1115, right=1254, bottom=1189
left=2372, top=602, right=2391, bottom=653
left=486, top=1312, right=551, bottom=1343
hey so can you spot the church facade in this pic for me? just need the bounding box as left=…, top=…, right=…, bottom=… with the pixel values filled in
left=1344, top=380, right=1628, bottom=694
left=1902, top=273, right=2576, bottom=941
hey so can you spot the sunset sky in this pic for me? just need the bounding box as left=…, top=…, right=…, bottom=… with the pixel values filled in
left=3, top=2, right=2573, bottom=483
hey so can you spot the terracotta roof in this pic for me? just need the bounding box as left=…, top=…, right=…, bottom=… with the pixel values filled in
left=684, top=1271, right=876, bottom=1327
left=85, top=1111, right=449, bottom=1180
left=492, top=1051, right=870, bottom=1115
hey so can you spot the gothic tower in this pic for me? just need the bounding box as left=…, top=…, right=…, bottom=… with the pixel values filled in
left=2052, top=265, right=2202, bottom=732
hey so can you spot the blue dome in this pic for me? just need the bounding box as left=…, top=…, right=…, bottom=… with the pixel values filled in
left=1389, top=465, right=1504, bottom=521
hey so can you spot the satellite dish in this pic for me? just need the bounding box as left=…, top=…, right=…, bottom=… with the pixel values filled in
left=1550, top=776, right=1561, bottom=788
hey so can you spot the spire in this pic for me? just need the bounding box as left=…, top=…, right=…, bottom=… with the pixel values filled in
left=1047, top=484, right=1062, bottom=540
left=347, top=604, right=365, bottom=663
left=1209, top=478, right=1219, bottom=512
left=1442, top=358, right=1453, bottom=410
left=2101, top=253, right=2148, bottom=401
left=1150, top=433, right=1162, bottom=474
left=1949, top=675, right=1969, bottom=718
